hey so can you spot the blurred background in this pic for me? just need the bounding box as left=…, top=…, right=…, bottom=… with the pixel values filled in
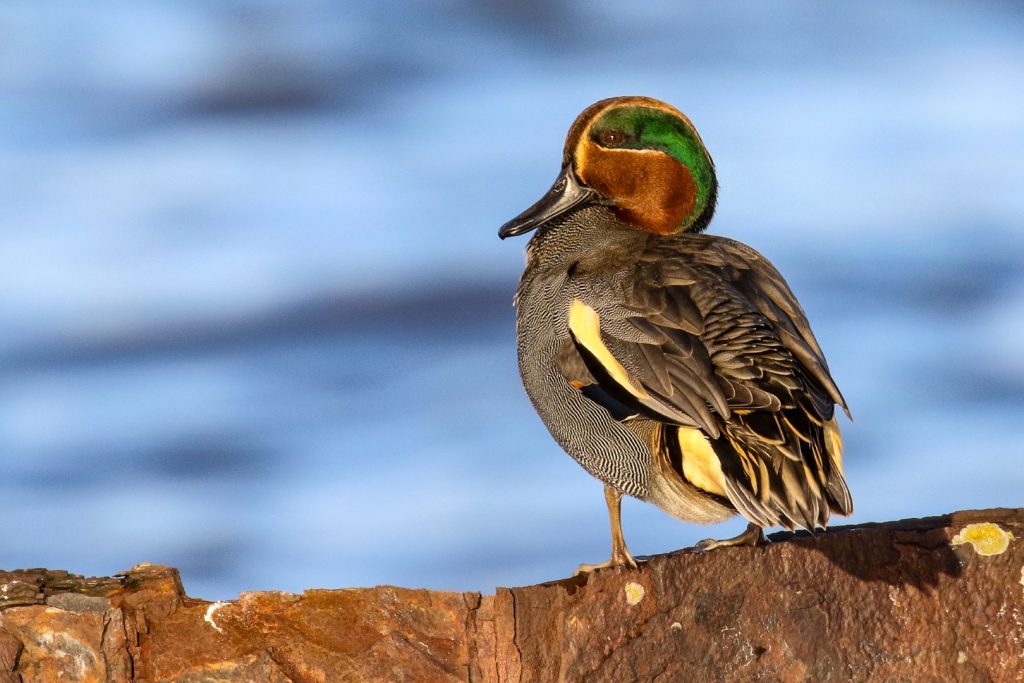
left=1, top=1, right=1022, bottom=600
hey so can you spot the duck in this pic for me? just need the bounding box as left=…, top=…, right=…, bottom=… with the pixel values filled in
left=499, top=96, right=852, bottom=573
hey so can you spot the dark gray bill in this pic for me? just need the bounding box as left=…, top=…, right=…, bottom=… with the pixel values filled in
left=498, top=168, right=596, bottom=239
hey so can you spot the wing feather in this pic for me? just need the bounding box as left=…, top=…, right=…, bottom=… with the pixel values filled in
left=559, top=234, right=852, bottom=531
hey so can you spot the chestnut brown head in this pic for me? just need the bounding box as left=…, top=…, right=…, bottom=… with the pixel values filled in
left=500, top=96, right=717, bottom=239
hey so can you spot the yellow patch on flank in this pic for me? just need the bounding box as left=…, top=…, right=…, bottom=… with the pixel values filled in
left=624, top=582, right=646, bottom=606
left=951, top=523, right=1014, bottom=557
left=677, top=427, right=727, bottom=497
left=568, top=299, right=649, bottom=399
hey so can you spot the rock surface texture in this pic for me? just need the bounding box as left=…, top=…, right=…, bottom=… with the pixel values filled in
left=1, top=508, right=1023, bottom=682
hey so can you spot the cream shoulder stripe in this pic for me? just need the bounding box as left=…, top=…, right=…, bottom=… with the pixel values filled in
left=568, top=299, right=650, bottom=400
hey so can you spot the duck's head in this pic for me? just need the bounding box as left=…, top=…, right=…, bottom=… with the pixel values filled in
left=499, top=96, right=717, bottom=239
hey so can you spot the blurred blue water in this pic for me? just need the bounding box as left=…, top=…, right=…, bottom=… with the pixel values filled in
left=1, top=1, right=1022, bottom=599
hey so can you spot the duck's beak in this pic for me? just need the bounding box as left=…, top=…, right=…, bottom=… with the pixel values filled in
left=499, top=167, right=597, bottom=239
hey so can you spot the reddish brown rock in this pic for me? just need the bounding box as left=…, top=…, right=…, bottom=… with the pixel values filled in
left=1, top=508, right=1023, bottom=682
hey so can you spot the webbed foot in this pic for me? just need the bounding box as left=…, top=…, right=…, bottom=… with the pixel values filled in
left=574, top=545, right=638, bottom=575
left=694, top=522, right=765, bottom=552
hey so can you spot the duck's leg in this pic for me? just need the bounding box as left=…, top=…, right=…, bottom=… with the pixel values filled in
left=575, top=485, right=638, bottom=575
left=693, top=522, right=765, bottom=552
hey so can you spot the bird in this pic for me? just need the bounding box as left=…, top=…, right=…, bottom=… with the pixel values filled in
left=499, top=96, right=852, bottom=574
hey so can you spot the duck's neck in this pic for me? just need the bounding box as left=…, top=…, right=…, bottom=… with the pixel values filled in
left=525, top=206, right=649, bottom=274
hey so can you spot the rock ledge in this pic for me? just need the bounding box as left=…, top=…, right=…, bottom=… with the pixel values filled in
left=2, top=508, right=1023, bottom=682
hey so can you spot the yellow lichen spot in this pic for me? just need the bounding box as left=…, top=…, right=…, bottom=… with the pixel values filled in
left=957, top=651, right=967, bottom=665
left=951, top=523, right=1014, bottom=557
left=670, top=622, right=682, bottom=632
left=624, top=582, right=645, bottom=606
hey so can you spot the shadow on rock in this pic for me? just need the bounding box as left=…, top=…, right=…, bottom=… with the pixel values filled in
left=768, top=513, right=963, bottom=591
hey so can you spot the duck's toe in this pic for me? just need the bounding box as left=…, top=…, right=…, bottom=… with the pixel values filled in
left=693, top=522, right=766, bottom=553
left=574, top=547, right=639, bottom=576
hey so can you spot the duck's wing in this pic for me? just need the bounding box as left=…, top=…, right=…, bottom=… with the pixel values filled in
left=557, top=236, right=852, bottom=530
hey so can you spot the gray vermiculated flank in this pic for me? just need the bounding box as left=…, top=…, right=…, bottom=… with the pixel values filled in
left=515, top=208, right=655, bottom=498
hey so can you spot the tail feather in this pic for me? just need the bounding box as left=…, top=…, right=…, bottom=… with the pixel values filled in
left=663, top=410, right=852, bottom=532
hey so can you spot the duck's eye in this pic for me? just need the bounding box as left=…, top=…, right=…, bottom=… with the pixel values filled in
left=598, top=129, right=626, bottom=147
